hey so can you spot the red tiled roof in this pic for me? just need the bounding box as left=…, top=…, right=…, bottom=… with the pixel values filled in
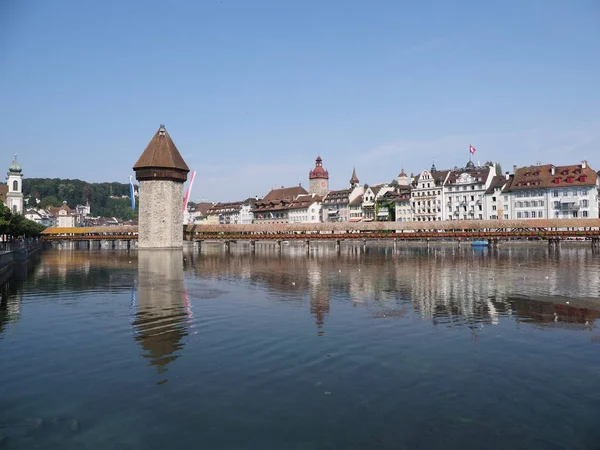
left=485, top=175, right=507, bottom=194
left=507, top=163, right=597, bottom=191
left=263, top=186, right=308, bottom=202
left=309, top=156, right=329, bottom=180
left=446, top=167, right=491, bottom=185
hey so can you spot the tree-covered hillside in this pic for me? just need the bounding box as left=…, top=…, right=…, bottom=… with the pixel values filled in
left=22, top=178, right=138, bottom=220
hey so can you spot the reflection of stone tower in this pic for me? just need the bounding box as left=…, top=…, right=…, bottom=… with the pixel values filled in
left=6, top=155, right=23, bottom=214
left=133, top=125, right=190, bottom=248
left=350, top=167, right=360, bottom=188
left=134, top=250, right=187, bottom=376
left=308, top=261, right=330, bottom=334
left=309, top=156, right=329, bottom=196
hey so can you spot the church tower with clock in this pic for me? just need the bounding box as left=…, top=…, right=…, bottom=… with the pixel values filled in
left=308, top=156, right=329, bottom=197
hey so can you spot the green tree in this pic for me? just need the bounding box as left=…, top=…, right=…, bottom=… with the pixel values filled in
left=39, top=196, right=61, bottom=209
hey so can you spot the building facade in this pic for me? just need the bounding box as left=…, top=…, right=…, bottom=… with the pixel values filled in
left=411, top=167, right=448, bottom=222
left=443, top=162, right=495, bottom=221
left=506, top=162, right=599, bottom=219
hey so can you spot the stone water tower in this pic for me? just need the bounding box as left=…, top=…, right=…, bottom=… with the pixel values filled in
left=133, top=125, right=190, bottom=248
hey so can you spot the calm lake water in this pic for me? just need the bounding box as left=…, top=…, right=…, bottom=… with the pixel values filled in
left=1, top=243, right=600, bottom=450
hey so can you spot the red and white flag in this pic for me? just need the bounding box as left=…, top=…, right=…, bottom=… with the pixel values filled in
left=182, top=171, right=196, bottom=212
left=469, top=145, right=476, bottom=155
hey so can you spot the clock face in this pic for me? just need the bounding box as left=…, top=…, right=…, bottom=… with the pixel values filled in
left=320, top=181, right=326, bottom=188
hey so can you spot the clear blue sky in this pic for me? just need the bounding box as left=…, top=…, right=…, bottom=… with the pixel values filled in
left=1, top=0, right=599, bottom=202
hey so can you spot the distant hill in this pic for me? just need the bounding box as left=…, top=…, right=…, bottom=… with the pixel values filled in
left=22, top=178, right=137, bottom=220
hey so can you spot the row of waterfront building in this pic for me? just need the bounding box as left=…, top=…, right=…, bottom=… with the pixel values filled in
left=186, top=156, right=600, bottom=225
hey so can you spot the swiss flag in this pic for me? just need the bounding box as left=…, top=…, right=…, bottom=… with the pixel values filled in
left=469, top=145, right=476, bottom=155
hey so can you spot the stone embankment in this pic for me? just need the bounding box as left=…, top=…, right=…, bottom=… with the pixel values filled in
left=0, top=239, right=45, bottom=280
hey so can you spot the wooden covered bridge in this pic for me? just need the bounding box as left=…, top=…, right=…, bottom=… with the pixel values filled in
left=40, top=219, right=600, bottom=250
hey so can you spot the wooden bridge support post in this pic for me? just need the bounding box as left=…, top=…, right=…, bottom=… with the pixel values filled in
left=393, top=238, right=397, bottom=253
left=548, top=238, right=560, bottom=251
left=591, top=237, right=599, bottom=251
left=335, top=239, right=341, bottom=254
left=250, top=240, right=256, bottom=253
left=363, top=239, right=367, bottom=253
left=276, top=240, right=282, bottom=255
left=223, top=240, right=230, bottom=253
left=306, top=240, right=310, bottom=255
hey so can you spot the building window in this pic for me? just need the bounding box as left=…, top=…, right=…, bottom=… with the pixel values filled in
left=582, top=200, right=589, bottom=207
left=517, top=212, right=522, bottom=219
left=524, top=211, right=529, bottom=218
left=12, top=180, right=18, bottom=191
left=553, top=190, right=559, bottom=197
left=531, top=211, right=536, bottom=218
left=583, top=211, right=588, bottom=218
left=504, top=214, right=508, bottom=219
left=492, top=205, right=496, bottom=211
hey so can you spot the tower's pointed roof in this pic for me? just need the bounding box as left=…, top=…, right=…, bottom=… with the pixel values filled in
left=349, top=167, right=359, bottom=185
left=133, top=125, right=189, bottom=172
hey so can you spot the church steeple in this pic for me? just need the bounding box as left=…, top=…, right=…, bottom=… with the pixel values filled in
left=349, top=167, right=359, bottom=187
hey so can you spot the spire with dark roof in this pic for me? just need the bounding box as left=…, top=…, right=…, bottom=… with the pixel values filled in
left=133, top=125, right=190, bottom=182
left=349, top=167, right=359, bottom=186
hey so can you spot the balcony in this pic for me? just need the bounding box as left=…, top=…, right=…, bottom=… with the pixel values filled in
left=555, top=202, right=580, bottom=211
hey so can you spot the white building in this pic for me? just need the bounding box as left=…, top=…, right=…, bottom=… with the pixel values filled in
left=411, top=165, right=449, bottom=222
left=288, top=193, right=322, bottom=223
left=362, top=184, right=394, bottom=221
left=483, top=175, right=512, bottom=220
left=24, top=209, right=54, bottom=227
left=322, top=169, right=364, bottom=222
left=49, top=203, right=76, bottom=227
left=505, top=162, right=599, bottom=219
left=443, top=162, right=495, bottom=221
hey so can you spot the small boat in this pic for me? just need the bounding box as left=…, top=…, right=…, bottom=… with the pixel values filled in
left=471, top=240, right=489, bottom=247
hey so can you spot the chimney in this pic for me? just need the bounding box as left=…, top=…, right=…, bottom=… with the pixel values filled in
left=582, top=160, right=587, bottom=169
left=505, top=171, right=510, bottom=180
left=512, top=165, right=517, bottom=173
left=551, top=165, right=556, bottom=176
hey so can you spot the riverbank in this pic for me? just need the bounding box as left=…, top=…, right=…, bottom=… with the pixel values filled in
left=0, top=242, right=46, bottom=283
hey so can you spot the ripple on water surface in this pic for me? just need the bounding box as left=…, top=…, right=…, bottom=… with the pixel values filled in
left=1, top=246, right=600, bottom=449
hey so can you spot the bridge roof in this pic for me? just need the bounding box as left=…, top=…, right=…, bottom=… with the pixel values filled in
left=41, top=226, right=138, bottom=235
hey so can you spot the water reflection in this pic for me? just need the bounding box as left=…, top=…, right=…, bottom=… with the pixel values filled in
left=133, top=250, right=188, bottom=381
left=184, top=243, right=600, bottom=333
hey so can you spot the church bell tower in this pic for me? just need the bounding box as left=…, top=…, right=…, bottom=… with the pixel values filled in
left=308, top=156, right=329, bottom=197
left=6, top=155, right=23, bottom=214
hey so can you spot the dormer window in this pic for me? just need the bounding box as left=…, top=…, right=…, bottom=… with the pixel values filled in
left=580, top=175, right=588, bottom=182
left=554, top=177, right=561, bottom=184
left=566, top=176, right=574, bottom=183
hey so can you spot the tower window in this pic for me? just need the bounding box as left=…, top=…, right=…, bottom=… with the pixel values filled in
left=12, top=180, right=18, bottom=191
